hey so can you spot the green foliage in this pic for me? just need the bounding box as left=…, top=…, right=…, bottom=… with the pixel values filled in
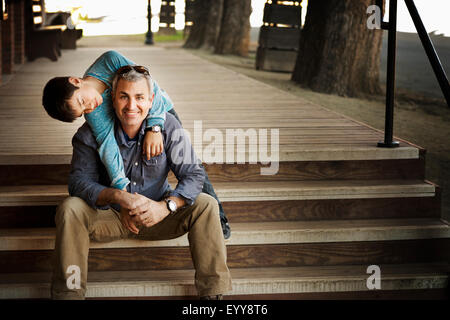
left=153, top=31, right=184, bottom=42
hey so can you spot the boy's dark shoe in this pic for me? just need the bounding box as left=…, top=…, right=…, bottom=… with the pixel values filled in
left=222, top=219, right=231, bottom=240
left=220, top=208, right=231, bottom=239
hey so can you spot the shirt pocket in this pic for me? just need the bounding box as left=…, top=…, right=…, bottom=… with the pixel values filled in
left=142, top=152, right=168, bottom=179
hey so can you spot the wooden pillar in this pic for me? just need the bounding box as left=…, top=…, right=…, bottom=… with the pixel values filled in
left=1, top=0, right=14, bottom=74
left=13, top=0, right=25, bottom=65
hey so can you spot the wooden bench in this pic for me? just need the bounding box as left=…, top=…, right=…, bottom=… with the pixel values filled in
left=25, top=0, right=62, bottom=61
left=45, top=11, right=83, bottom=49
left=255, top=1, right=302, bottom=72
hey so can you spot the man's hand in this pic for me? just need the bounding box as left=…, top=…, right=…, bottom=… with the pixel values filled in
left=116, top=191, right=149, bottom=212
left=120, top=206, right=140, bottom=234
left=129, top=198, right=170, bottom=228
left=143, top=131, right=163, bottom=160
left=97, top=189, right=183, bottom=230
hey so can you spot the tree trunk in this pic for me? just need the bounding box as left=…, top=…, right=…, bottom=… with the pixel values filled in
left=214, top=0, right=252, bottom=56
left=183, top=0, right=252, bottom=57
left=183, top=0, right=223, bottom=50
left=292, top=0, right=384, bottom=97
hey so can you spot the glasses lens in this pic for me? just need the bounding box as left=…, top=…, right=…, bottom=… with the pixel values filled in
left=117, top=65, right=133, bottom=75
left=133, top=66, right=149, bottom=75
left=116, top=65, right=149, bottom=77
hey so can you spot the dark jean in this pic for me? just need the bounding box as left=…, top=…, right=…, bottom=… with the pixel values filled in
left=167, top=108, right=227, bottom=223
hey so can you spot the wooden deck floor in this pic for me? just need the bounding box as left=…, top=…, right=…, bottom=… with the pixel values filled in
left=0, top=47, right=420, bottom=165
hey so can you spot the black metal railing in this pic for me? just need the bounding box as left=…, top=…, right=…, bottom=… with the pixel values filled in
left=375, top=0, right=450, bottom=148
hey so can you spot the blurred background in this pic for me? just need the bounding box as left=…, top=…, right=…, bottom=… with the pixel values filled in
left=44, top=0, right=449, bottom=36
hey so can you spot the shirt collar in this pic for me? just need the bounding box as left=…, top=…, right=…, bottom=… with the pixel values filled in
left=115, top=119, right=146, bottom=147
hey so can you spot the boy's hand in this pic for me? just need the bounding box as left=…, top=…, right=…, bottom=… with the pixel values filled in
left=143, top=131, right=163, bottom=160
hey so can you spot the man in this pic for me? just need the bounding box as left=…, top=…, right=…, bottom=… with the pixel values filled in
left=51, top=65, right=232, bottom=299
left=42, top=50, right=231, bottom=239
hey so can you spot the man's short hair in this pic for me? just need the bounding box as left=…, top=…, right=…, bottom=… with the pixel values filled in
left=42, top=77, right=79, bottom=123
left=112, top=65, right=154, bottom=97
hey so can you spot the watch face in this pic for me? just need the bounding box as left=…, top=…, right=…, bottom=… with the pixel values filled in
left=168, top=200, right=177, bottom=212
left=152, top=126, right=161, bottom=132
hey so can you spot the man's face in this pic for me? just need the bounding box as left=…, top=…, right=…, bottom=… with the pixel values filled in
left=113, top=77, right=153, bottom=129
left=67, top=77, right=103, bottom=117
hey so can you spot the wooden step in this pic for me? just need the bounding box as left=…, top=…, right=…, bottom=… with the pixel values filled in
left=224, top=192, right=441, bottom=222
left=0, top=145, right=420, bottom=165
left=0, top=190, right=441, bottom=228
left=215, top=180, right=436, bottom=201
left=0, top=180, right=440, bottom=228
left=0, top=180, right=436, bottom=207
left=0, top=158, right=425, bottom=186
left=1, top=239, right=448, bottom=273
left=0, top=263, right=447, bottom=299
left=1, top=219, right=448, bottom=251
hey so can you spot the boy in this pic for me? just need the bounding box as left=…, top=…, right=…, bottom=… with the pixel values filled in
left=42, top=50, right=230, bottom=239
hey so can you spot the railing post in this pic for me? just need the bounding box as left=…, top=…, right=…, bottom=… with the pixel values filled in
left=378, top=0, right=400, bottom=148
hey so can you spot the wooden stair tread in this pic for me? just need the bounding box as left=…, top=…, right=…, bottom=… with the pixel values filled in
left=0, top=146, right=419, bottom=164
left=215, top=180, right=435, bottom=200
left=0, top=264, right=447, bottom=298
left=0, top=180, right=436, bottom=206
left=1, top=264, right=447, bottom=284
left=1, top=218, right=448, bottom=251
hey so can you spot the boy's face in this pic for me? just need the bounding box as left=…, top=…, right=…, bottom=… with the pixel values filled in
left=67, top=77, right=103, bottom=117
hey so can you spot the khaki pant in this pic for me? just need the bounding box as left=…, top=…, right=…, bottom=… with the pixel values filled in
left=51, top=193, right=232, bottom=299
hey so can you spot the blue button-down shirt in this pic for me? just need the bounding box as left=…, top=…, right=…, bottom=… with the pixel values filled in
left=68, top=113, right=205, bottom=211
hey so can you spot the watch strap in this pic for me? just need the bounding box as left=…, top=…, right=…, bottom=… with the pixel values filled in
left=145, top=125, right=161, bottom=133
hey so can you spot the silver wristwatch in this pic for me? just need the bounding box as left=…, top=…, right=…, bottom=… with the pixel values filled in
left=150, top=125, right=161, bottom=133
left=165, top=198, right=177, bottom=215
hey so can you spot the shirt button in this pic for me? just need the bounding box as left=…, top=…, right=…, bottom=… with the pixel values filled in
left=135, top=162, right=138, bottom=166
left=132, top=182, right=136, bottom=186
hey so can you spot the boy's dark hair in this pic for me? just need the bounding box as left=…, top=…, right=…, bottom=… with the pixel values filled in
left=42, top=77, right=79, bottom=123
